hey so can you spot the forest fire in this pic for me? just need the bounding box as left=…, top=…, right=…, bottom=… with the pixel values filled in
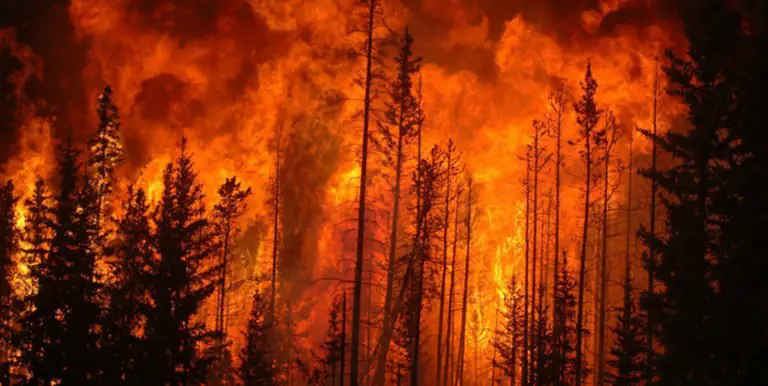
left=2, top=0, right=768, bottom=385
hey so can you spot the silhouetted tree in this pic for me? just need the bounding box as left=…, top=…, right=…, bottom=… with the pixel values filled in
left=639, top=1, right=768, bottom=384
left=102, top=186, right=152, bottom=384
left=88, top=85, right=124, bottom=228
left=141, top=137, right=219, bottom=384
left=213, top=176, right=251, bottom=340
left=240, top=289, right=277, bottom=386
left=456, top=176, right=474, bottom=386
left=607, top=274, right=645, bottom=386
left=493, top=273, right=524, bottom=385
left=572, top=61, right=603, bottom=386
left=19, top=139, right=102, bottom=384
left=0, top=180, right=19, bottom=383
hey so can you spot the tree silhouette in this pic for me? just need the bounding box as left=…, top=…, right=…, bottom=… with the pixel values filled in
left=141, top=137, right=219, bottom=384
left=0, top=180, right=19, bottom=383
left=239, top=289, right=277, bottom=386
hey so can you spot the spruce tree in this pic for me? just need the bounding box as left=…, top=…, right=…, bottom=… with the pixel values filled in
left=88, top=85, right=124, bottom=228
left=19, top=139, right=102, bottom=384
left=102, top=186, right=153, bottom=384
left=493, top=274, right=524, bottom=385
left=141, top=137, right=219, bottom=384
left=239, top=289, right=277, bottom=386
left=0, top=181, right=19, bottom=383
left=607, top=274, right=645, bottom=386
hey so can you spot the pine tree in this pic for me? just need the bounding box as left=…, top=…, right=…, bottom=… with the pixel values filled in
left=141, top=137, right=219, bottom=384
left=350, top=0, right=377, bottom=383
left=607, top=274, right=645, bottom=386
left=555, top=251, right=589, bottom=385
left=19, top=139, right=102, bottom=384
left=88, top=85, right=124, bottom=228
left=456, top=177, right=473, bottom=386
left=493, top=273, right=524, bottom=385
left=240, top=289, right=277, bottom=386
left=102, top=186, right=153, bottom=384
left=374, top=28, right=422, bottom=382
left=213, top=177, right=252, bottom=340
left=436, top=139, right=461, bottom=386
left=572, top=61, right=602, bottom=386
left=21, top=177, right=51, bottom=294
left=0, top=180, right=19, bottom=383
left=548, top=85, right=566, bottom=382
left=597, top=112, right=622, bottom=385
left=638, top=1, right=768, bottom=384
left=312, top=293, right=344, bottom=385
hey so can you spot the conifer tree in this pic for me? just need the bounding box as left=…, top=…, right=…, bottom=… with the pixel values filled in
left=21, top=177, right=51, bottom=294
left=213, top=177, right=252, bottom=339
left=456, top=177, right=473, bottom=386
left=572, top=61, right=603, bottom=386
left=141, top=137, right=219, bottom=384
left=493, top=273, right=524, bottom=385
left=240, top=289, right=277, bottom=386
left=19, top=139, right=102, bottom=384
left=0, top=181, right=19, bottom=383
left=607, top=274, right=645, bottom=386
left=102, top=186, right=153, bottom=384
left=88, top=85, right=124, bottom=228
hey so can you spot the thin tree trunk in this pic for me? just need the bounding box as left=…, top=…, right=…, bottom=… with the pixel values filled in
left=271, top=123, right=282, bottom=317
left=444, top=187, right=461, bottom=386
left=646, top=59, right=659, bottom=386
left=530, top=128, right=540, bottom=385
left=341, top=291, right=347, bottom=386
left=491, top=307, right=499, bottom=386
left=456, top=179, right=473, bottom=386
left=626, top=131, right=634, bottom=293
left=350, top=0, right=375, bottom=384
left=522, top=155, right=531, bottom=386
left=550, top=86, right=564, bottom=382
left=597, top=131, right=611, bottom=386
left=575, top=122, right=592, bottom=386
left=436, top=145, right=453, bottom=386
left=409, top=80, right=425, bottom=386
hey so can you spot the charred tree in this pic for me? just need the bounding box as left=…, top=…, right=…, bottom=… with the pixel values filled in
left=644, top=59, right=660, bottom=385
left=597, top=112, right=621, bottom=385
left=456, top=177, right=473, bottom=386
left=573, top=61, right=602, bottom=386
left=493, top=273, right=524, bottom=386
left=548, top=86, right=566, bottom=381
left=436, top=139, right=460, bottom=386
left=443, top=181, right=462, bottom=386
left=350, top=0, right=377, bottom=383
left=270, top=122, right=282, bottom=318
left=213, top=177, right=252, bottom=340
left=375, top=28, right=422, bottom=383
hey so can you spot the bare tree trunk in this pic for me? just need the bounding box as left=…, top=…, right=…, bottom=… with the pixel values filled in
left=522, top=155, right=531, bottom=386
left=350, top=0, right=376, bottom=384
left=341, top=291, right=347, bottom=386
left=575, top=120, right=592, bottom=386
left=271, top=123, right=282, bottom=317
left=626, top=131, right=634, bottom=295
left=646, top=59, right=659, bottom=386
left=436, top=144, right=454, bottom=386
left=550, top=87, right=565, bottom=382
left=456, top=179, right=473, bottom=386
left=443, top=186, right=462, bottom=386
left=597, top=128, right=611, bottom=386
left=491, top=307, right=499, bottom=386
left=530, top=127, right=541, bottom=384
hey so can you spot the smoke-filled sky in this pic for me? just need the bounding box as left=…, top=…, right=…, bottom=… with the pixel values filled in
left=1, top=0, right=681, bottom=166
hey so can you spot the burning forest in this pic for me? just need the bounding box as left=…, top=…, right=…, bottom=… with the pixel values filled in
left=1, top=0, right=767, bottom=385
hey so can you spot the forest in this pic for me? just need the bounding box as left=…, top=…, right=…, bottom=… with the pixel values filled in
left=1, top=0, right=767, bottom=385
